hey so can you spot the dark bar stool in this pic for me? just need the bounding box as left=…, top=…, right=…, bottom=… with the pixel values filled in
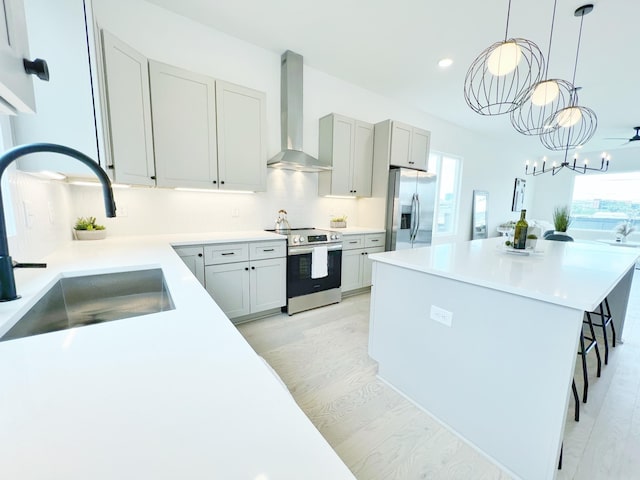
left=585, top=297, right=616, bottom=365
left=578, top=312, right=602, bottom=403
left=559, top=380, right=580, bottom=470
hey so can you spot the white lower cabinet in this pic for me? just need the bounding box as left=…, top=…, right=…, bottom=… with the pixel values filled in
left=341, top=233, right=386, bottom=292
left=205, top=262, right=251, bottom=318
left=202, top=240, right=286, bottom=321
left=173, top=245, right=205, bottom=285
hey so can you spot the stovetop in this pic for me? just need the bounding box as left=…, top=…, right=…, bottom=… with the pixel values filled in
left=265, top=228, right=342, bottom=246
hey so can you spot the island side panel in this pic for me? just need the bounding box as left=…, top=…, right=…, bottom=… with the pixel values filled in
left=368, top=261, right=583, bottom=480
left=605, top=266, right=634, bottom=342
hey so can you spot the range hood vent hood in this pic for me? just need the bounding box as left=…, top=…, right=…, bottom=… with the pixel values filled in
left=267, top=50, right=331, bottom=172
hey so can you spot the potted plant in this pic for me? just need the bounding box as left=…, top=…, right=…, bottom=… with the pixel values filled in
left=526, top=233, right=538, bottom=249
left=330, top=215, right=347, bottom=228
left=552, top=206, right=572, bottom=234
left=615, top=221, right=635, bottom=243
left=73, top=216, right=107, bottom=240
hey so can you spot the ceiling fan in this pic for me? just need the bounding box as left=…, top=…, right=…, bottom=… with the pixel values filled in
left=606, top=126, right=640, bottom=145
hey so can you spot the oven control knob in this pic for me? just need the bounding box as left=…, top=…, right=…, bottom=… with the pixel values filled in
left=292, top=235, right=299, bottom=243
left=299, top=236, right=306, bottom=243
left=331, top=234, right=338, bottom=240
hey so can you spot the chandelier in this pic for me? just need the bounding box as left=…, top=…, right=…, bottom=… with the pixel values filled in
left=525, top=151, right=609, bottom=176
left=510, top=0, right=576, bottom=136
left=539, top=4, right=597, bottom=151
left=463, top=0, right=544, bottom=116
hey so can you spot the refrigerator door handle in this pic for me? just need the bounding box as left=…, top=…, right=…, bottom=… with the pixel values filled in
left=409, top=193, right=417, bottom=242
left=415, top=194, right=421, bottom=242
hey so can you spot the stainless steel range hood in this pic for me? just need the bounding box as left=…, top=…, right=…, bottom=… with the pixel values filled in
left=267, top=50, right=331, bottom=172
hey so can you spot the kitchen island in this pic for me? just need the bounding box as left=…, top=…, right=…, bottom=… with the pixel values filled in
left=0, top=232, right=355, bottom=480
left=368, top=237, right=639, bottom=480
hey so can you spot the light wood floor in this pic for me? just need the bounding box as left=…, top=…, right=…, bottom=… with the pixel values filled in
left=238, top=274, right=640, bottom=480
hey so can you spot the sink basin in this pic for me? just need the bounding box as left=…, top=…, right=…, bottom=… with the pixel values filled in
left=1, top=268, right=175, bottom=342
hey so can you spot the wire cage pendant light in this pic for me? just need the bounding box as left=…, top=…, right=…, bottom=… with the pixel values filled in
left=464, top=0, right=545, bottom=116
left=539, top=4, right=597, bottom=150
left=510, top=0, right=576, bottom=135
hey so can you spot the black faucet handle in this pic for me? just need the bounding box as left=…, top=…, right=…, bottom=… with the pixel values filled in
left=12, top=261, right=47, bottom=269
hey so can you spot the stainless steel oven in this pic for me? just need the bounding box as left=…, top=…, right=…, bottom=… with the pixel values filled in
left=266, top=228, right=342, bottom=315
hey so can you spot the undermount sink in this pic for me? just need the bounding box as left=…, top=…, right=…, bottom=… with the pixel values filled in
left=0, top=268, right=175, bottom=342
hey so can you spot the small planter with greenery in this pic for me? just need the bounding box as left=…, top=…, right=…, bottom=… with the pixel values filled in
left=73, top=216, right=107, bottom=240
left=615, top=221, right=635, bottom=242
left=330, top=215, right=347, bottom=228
left=552, top=206, right=572, bottom=234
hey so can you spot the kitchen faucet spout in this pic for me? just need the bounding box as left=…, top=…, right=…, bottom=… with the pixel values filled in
left=0, top=143, right=117, bottom=302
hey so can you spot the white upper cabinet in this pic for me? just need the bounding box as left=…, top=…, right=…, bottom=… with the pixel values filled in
left=148, top=63, right=266, bottom=191
left=376, top=120, right=430, bottom=171
left=215, top=81, right=267, bottom=192
left=12, top=0, right=104, bottom=177
left=101, top=30, right=155, bottom=186
left=318, top=113, right=374, bottom=197
left=149, top=60, right=218, bottom=189
left=0, top=0, right=35, bottom=114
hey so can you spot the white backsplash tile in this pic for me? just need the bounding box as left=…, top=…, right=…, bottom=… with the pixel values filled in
left=6, top=170, right=74, bottom=261
left=70, top=169, right=363, bottom=236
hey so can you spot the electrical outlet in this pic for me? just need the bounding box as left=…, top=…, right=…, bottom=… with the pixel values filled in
left=430, top=305, right=453, bottom=327
left=231, top=208, right=239, bottom=218
left=22, top=201, right=34, bottom=229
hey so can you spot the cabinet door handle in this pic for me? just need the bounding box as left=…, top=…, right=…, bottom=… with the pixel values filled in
left=262, top=248, right=275, bottom=252
left=221, top=252, right=235, bottom=256
left=23, top=58, right=50, bottom=81
left=370, top=239, right=379, bottom=242
left=349, top=241, right=358, bottom=244
left=150, top=175, right=156, bottom=180
left=221, top=181, right=225, bottom=185
left=198, top=253, right=203, bottom=257
left=245, top=267, right=249, bottom=271
left=408, top=161, right=415, bottom=164
left=251, top=266, right=255, bottom=270
left=213, top=180, right=217, bottom=184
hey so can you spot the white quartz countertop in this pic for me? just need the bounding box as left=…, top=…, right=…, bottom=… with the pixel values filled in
left=370, top=237, right=640, bottom=312
left=0, top=232, right=355, bottom=479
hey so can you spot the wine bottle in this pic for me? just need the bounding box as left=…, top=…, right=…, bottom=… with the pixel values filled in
left=513, top=209, right=528, bottom=249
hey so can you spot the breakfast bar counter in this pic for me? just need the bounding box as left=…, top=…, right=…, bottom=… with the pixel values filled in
left=368, top=237, right=639, bottom=480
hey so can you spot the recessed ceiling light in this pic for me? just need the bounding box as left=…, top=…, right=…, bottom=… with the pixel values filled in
left=438, top=58, right=453, bottom=68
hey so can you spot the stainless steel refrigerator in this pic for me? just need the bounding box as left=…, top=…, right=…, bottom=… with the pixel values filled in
left=385, top=167, right=437, bottom=250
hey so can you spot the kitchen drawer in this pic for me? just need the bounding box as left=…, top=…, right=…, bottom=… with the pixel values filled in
left=204, top=243, right=249, bottom=265
left=365, top=233, right=385, bottom=248
left=250, top=241, right=286, bottom=260
left=342, top=235, right=365, bottom=250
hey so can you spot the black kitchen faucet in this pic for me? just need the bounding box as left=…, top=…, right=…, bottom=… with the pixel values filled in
left=0, top=143, right=116, bottom=302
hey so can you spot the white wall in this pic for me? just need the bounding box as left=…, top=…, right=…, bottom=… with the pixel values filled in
left=73, top=0, right=529, bottom=241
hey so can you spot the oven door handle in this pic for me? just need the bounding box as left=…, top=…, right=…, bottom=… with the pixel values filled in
left=288, top=244, right=343, bottom=255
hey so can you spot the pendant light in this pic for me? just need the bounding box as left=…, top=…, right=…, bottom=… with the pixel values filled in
left=510, top=0, right=576, bottom=135
left=464, top=0, right=545, bottom=116
left=540, top=4, right=597, bottom=151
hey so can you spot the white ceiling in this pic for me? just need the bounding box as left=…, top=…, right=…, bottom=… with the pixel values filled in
left=145, top=0, right=640, bottom=158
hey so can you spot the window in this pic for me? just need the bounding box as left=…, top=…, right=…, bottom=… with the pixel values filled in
left=429, top=152, right=462, bottom=236
left=570, top=172, right=640, bottom=231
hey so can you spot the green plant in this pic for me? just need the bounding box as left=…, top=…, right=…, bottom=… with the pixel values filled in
left=527, top=233, right=538, bottom=239
left=74, top=216, right=105, bottom=231
left=331, top=215, right=347, bottom=222
left=552, top=206, right=572, bottom=232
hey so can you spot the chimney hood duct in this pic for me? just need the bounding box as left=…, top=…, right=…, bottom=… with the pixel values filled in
left=267, top=50, right=331, bottom=172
